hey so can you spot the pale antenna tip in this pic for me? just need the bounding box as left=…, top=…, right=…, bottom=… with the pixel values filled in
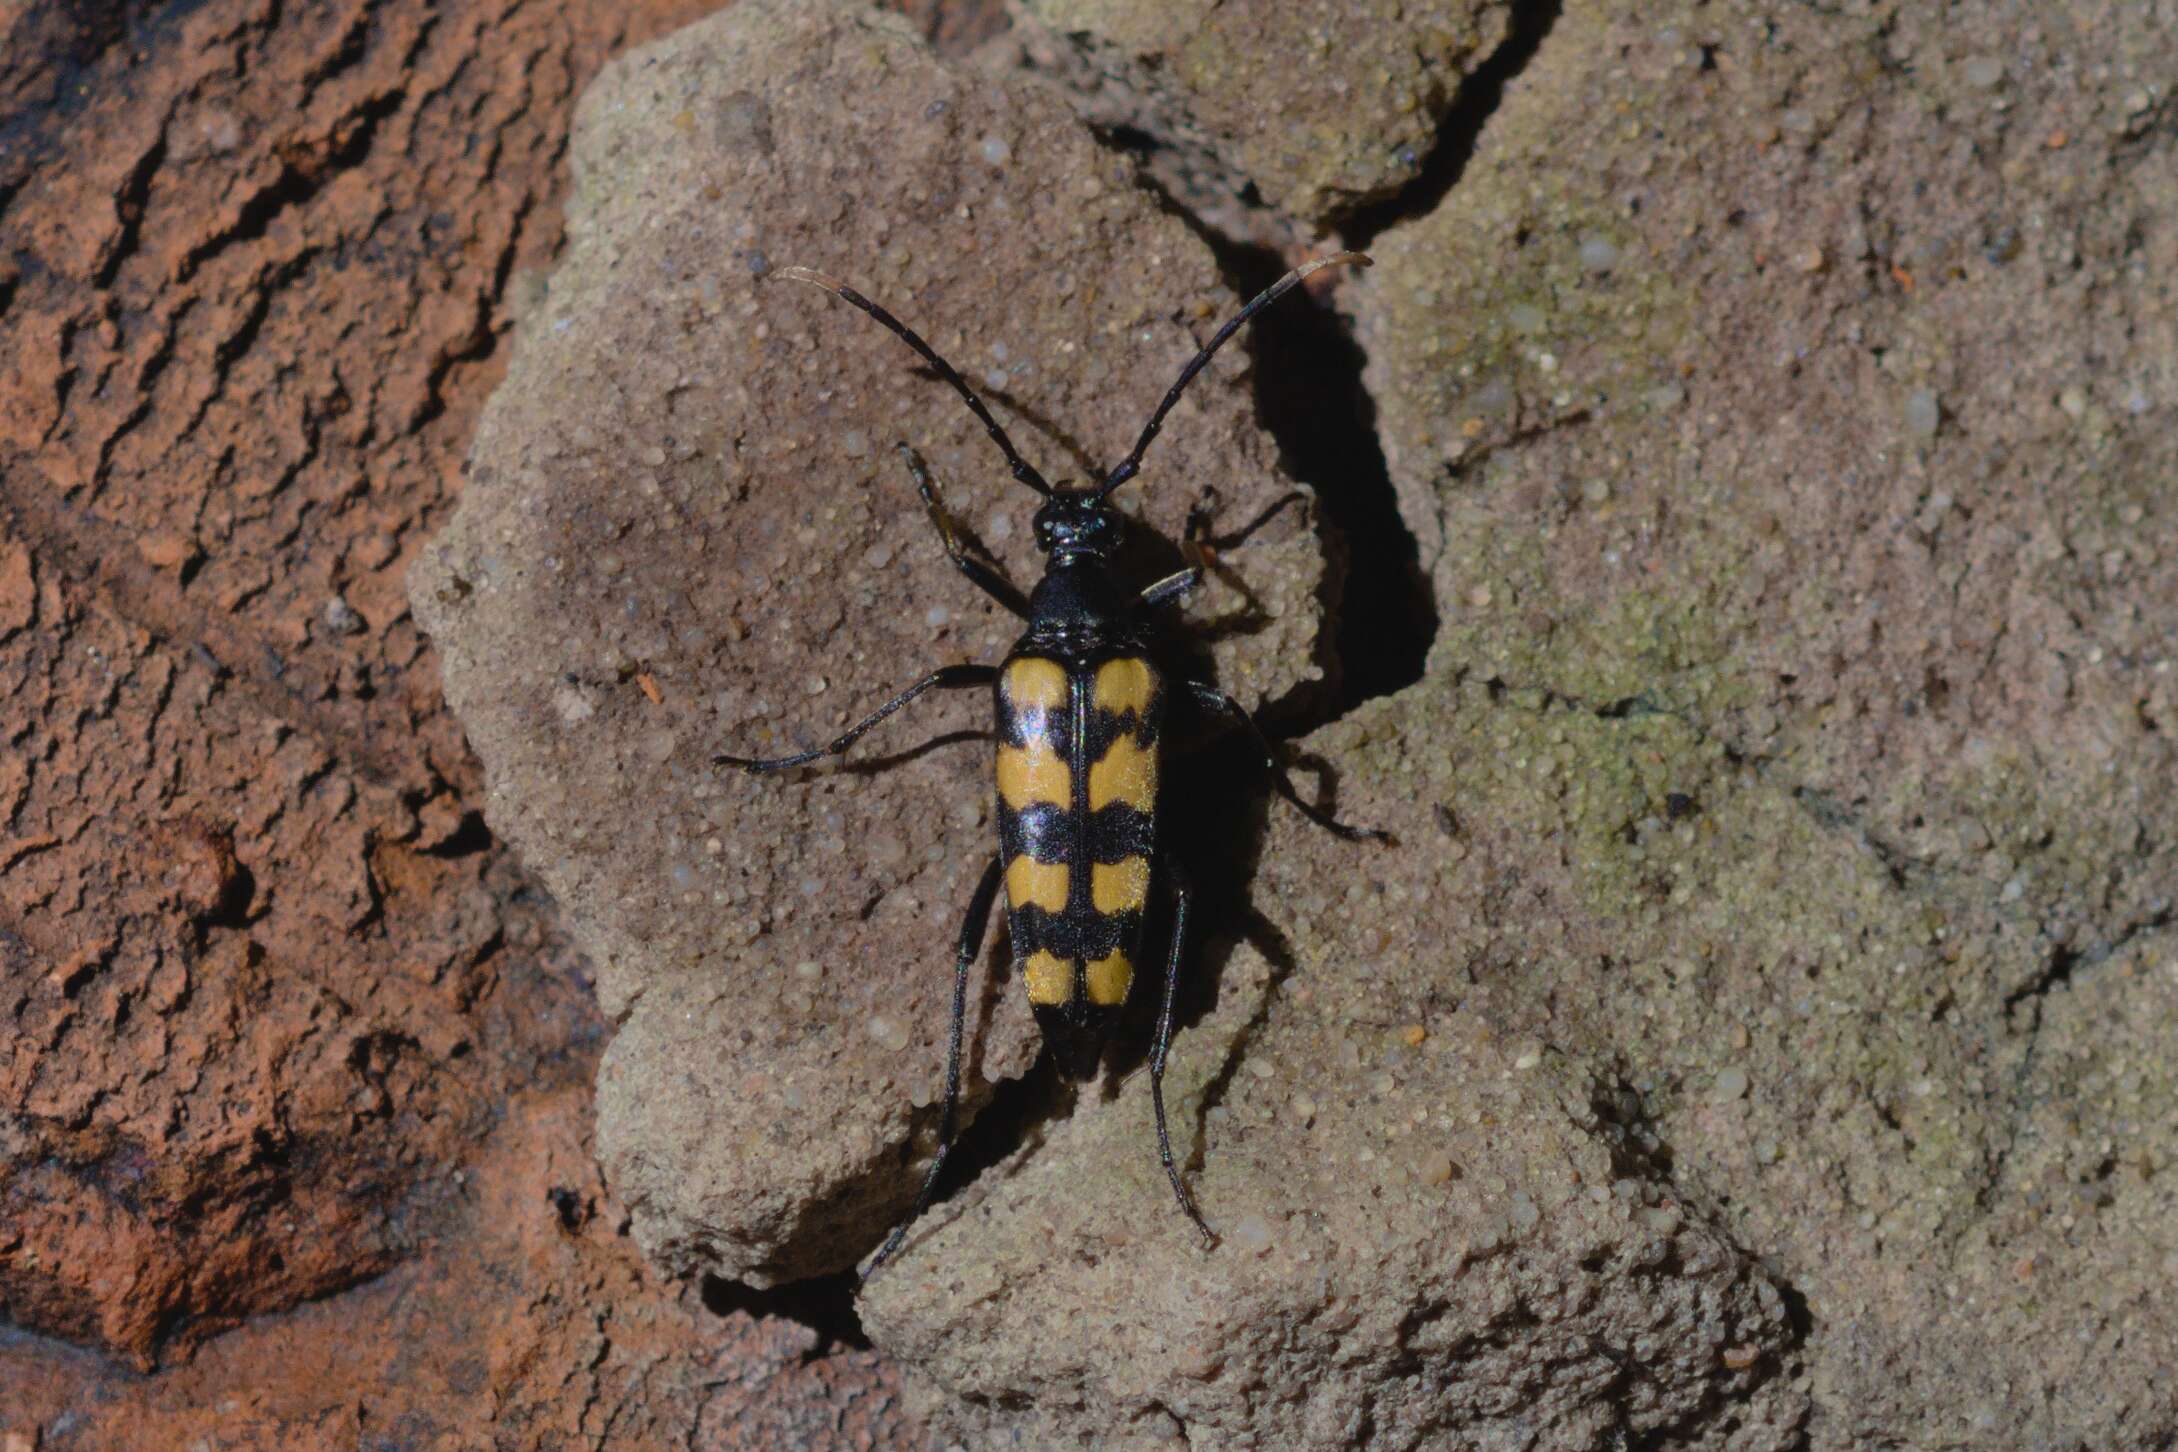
left=774, top=265, right=845, bottom=294
left=1301, top=250, right=1373, bottom=277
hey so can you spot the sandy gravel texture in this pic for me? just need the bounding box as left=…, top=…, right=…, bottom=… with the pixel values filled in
left=1019, top=0, right=1512, bottom=224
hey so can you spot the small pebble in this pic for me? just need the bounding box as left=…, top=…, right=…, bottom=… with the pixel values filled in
left=554, top=685, right=594, bottom=725
left=978, top=135, right=1011, bottom=165
left=868, top=1014, right=910, bottom=1052
left=1578, top=236, right=1620, bottom=272
left=1714, top=1065, right=1750, bottom=1101
left=1903, top=388, right=1941, bottom=440
left=323, top=594, right=364, bottom=635
left=1962, top=55, right=2005, bottom=89
left=1228, top=1213, right=1274, bottom=1254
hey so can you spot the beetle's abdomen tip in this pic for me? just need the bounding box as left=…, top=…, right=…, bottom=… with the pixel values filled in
left=1039, top=1015, right=1111, bottom=1082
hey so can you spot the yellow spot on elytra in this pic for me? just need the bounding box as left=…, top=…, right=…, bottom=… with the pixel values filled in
left=1005, top=855, right=1068, bottom=912
left=1093, top=657, right=1154, bottom=716
left=1088, top=733, right=1157, bottom=811
left=1092, top=856, right=1150, bottom=914
left=997, top=738, right=1070, bottom=810
left=1003, top=657, right=1069, bottom=711
left=1085, top=951, right=1132, bottom=1005
left=1024, top=950, right=1072, bottom=1005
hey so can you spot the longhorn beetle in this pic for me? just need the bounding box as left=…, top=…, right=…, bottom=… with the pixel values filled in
left=716, top=252, right=1385, bottom=1277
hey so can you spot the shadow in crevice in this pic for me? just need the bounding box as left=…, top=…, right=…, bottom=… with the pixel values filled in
left=1212, top=236, right=1437, bottom=720
left=1344, top=0, right=1568, bottom=249
left=701, top=1270, right=870, bottom=1356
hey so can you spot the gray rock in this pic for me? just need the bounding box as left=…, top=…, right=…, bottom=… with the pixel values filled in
left=1353, top=0, right=2178, bottom=950
left=409, top=0, right=1330, bottom=1286
left=1018, top=0, right=1511, bottom=224
left=1340, top=0, right=2178, bottom=1443
left=863, top=912, right=1801, bottom=1448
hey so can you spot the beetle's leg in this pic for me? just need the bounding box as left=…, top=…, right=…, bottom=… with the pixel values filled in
left=897, top=444, right=1031, bottom=619
left=864, top=853, right=1005, bottom=1279
left=714, top=664, right=995, bottom=772
left=1136, top=545, right=1206, bottom=611
left=1135, top=491, right=1219, bottom=610
left=1184, top=680, right=1391, bottom=843
left=1152, top=853, right=1216, bottom=1248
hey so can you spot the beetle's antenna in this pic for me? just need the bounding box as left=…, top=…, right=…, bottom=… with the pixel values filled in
left=1097, top=251, right=1372, bottom=500
left=776, top=267, right=1054, bottom=498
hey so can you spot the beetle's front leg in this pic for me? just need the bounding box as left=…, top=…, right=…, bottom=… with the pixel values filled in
left=898, top=444, right=1032, bottom=619
left=1136, top=489, right=1221, bottom=609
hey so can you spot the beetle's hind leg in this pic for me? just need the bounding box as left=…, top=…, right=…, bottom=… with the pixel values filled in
left=896, top=444, right=1031, bottom=620
left=1183, top=680, right=1391, bottom=843
left=864, top=854, right=1005, bottom=1280
left=1152, top=853, right=1216, bottom=1248
left=714, top=663, right=994, bottom=773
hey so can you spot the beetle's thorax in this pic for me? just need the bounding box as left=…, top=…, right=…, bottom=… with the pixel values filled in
left=1023, top=558, right=1133, bottom=653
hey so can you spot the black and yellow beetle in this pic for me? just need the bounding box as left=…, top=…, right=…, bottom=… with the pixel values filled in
left=717, top=253, right=1384, bottom=1275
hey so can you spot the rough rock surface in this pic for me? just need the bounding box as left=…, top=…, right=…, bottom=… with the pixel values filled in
left=409, top=0, right=1336, bottom=1290
left=1329, top=0, right=2178, bottom=1445
left=0, top=0, right=999, bottom=1442
left=1018, top=0, right=1512, bottom=224
left=862, top=886, right=1803, bottom=1448
left=1356, top=0, right=2178, bottom=956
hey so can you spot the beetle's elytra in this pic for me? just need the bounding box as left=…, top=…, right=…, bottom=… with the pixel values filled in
left=716, top=252, right=1385, bottom=1277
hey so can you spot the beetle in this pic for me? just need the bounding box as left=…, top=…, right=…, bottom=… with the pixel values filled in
left=716, top=252, right=1384, bottom=1276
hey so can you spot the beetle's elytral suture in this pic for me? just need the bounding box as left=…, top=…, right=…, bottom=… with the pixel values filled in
left=725, top=252, right=1386, bottom=1282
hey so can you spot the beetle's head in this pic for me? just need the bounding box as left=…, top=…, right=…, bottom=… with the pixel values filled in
left=1032, top=490, right=1123, bottom=561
